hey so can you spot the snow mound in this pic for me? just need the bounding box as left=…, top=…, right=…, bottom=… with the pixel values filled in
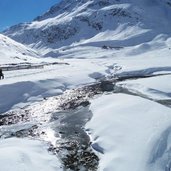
left=0, top=138, right=61, bottom=171
left=87, top=93, right=171, bottom=171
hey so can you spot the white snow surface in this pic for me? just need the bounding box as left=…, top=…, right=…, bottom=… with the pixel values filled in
left=0, top=0, right=171, bottom=170
left=0, top=41, right=170, bottom=171
left=87, top=93, right=171, bottom=171
left=0, top=34, right=171, bottom=112
left=0, top=138, right=61, bottom=171
left=0, top=33, right=171, bottom=171
left=0, top=34, right=39, bottom=64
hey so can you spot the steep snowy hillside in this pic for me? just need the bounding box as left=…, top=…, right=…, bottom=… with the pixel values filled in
left=0, top=34, right=39, bottom=64
left=3, top=0, right=171, bottom=56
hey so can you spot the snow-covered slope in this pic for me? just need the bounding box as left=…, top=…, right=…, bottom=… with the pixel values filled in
left=87, top=93, right=171, bottom=171
left=0, top=34, right=39, bottom=64
left=0, top=138, right=61, bottom=171
left=3, top=0, right=171, bottom=56
left=1, top=0, right=171, bottom=171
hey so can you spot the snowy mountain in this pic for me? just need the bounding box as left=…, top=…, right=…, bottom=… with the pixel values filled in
left=0, top=34, right=39, bottom=64
left=3, top=0, right=171, bottom=56
left=1, top=1, right=171, bottom=171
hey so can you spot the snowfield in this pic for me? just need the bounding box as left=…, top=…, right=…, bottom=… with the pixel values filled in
left=0, top=41, right=171, bottom=170
left=0, top=138, right=61, bottom=171
left=0, top=34, right=39, bottom=64
left=0, top=40, right=171, bottom=113
left=0, top=38, right=171, bottom=170
left=0, top=0, right=171, bottom=170
left=87, top=94, right=171, bottom=171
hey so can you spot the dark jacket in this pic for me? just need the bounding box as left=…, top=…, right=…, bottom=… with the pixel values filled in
left=0, top=69, right=4, bottom=79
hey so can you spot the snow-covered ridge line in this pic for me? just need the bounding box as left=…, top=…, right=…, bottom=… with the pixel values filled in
left=3, top=0, right=171, bottom=56
left=0, top=34, right=39, bottom=64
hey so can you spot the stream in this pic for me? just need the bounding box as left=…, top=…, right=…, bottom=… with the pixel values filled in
left=0, top=71, right=171, bottom=170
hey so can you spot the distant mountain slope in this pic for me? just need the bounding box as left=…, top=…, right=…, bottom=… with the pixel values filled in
left=3, top=0, right=171, bottom=56
left=0, top=34, right=39, bottom=64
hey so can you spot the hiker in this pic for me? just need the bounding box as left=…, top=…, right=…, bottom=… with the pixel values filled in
left=0, top=68, right=4, bottom=80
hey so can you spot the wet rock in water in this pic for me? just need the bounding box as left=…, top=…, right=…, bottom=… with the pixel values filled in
left=79, top=100, right=90, bottom=107
left=11, top=125, right=39, bottom=138
left=89, top=72, right=105, bottom=80
left=0, top=105, right=100, bottom=170
left=0, top=81, right=108, bottom=170
left=48, top=140, right=99, bottom=171
left=47, top=107, right=99, bottom=170
left=0, top=112, right=31, bottom=126
left=100, top=80, right=114, bottom=91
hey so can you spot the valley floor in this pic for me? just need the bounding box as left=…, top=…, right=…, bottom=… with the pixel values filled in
left=0, top=44, right=171, bottom=171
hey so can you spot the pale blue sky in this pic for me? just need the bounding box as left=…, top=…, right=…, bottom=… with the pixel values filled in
left=0, top=0, right=61, bottom=31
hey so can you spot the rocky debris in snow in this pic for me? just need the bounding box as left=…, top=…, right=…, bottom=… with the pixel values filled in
left=0, top=61, right=69, bottom=71
left=49, top=140, right=99, bottom=171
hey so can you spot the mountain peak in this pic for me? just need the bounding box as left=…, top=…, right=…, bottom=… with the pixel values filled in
left=3, top=0, right=171, bottom=56
left=34, top=0, right=115, bottom=21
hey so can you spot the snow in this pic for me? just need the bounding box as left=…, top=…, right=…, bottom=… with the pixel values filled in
left=1, top=45, right=170, bottom=170
left=116, top=74, right=171, bottom=101
left=0, top=34, right=39, bottom=64
left=0, top=40, right=171, bottom=112
left=87, top=93, right=171, bottom=171
left=0, top=138, right=62, bottom=171
left=0, top=59, right=107, bottom=113
left=5, top=0, right=171, bottom=56
left=0, top=46, right=168, bottom=169
left=121, top=75, right=171, bottom=94
left=0, top=0, right=171, bottom=170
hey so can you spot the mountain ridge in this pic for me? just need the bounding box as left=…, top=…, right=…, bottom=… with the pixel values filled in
left=3, top=0, right=171, bottom=56
left=0, top=34, right=39, bottom=64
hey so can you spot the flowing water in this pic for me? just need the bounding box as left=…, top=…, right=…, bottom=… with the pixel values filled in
left=0, top=72, right=171, bottom=170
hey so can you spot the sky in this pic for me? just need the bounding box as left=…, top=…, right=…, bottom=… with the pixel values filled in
left=0, top=0, right=61, bottom=31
